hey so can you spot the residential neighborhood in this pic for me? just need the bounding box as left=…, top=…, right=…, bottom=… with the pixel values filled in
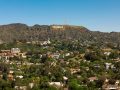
left=0, top=0, right=120, bottom=89
left=0, top=39, right=120, bottom=90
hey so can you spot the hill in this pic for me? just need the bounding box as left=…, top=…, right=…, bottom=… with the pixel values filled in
left=0, top=23, right=120, bottom=46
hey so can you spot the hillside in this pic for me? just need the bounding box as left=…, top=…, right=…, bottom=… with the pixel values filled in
left=0, top=23, right=120, bottom=45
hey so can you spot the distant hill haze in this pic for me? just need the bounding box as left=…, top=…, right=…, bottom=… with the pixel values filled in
left=0, top=23, right=119, bottom=45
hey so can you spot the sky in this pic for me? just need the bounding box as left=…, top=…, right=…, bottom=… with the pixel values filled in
left=0, top=0, right=120, bottom=32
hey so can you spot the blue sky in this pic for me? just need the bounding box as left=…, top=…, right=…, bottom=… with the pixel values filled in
left=0, top=0, right=120, bottom=32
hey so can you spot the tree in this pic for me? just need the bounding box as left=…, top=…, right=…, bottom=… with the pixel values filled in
left=0, top=80, right=12, bottom=90
left=68, top=79, right=79, bottom=90
left=40, top=54, right=48, bottom=63
left=2, top=73, right=7, bottom=80
left=10, top=80, right=16, bottom=88
left=84, top=52, right=99, bottom=62
left=95, top=79, right=104, bottom=88
left=39, top=76, right=49, bottom=89
left=109, top=51, right=119, bottom=59
left=0, top=63, right=9, bottom=73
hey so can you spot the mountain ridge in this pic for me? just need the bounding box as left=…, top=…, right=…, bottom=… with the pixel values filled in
left=0, top=23, right=119, bottom=45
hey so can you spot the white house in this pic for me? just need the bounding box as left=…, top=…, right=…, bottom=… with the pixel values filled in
left=16, top=75, right=23, bottom=79
left=105, top=63, right=112, bottom=70
left=49, top=82, right=64, bottom=87
left=11, top=48, right=20, bottom=54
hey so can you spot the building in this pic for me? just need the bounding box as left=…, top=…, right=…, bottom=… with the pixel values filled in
left=11, top=48, right=20, bottom=54
left=102, top=79, right=120, bottom=90
left=0, top=50, right=14, bottom=60
left=88, top=77, right=98, bottom=82
left=8, top=70, right=14, bottom=80
left=49, top=82, right=64, bottom=88
left=105, top=63, right=112, bottom=70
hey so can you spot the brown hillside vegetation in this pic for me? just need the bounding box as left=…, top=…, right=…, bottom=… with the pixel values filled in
left=0, top=23, right=119, bottom=45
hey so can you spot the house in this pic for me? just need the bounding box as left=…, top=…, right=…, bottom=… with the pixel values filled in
left=63, top=76, right=68, bottom=84
left=15, top=86, right=27, bottom=90
left=1, top=50, right=11, bottom=53
left=65, top=53, right=70, bottom=57
left=11, top=48, right=20, bottom=54
left=29, top=83, right=34, bottom=89
left=88, top=77, right=98, bottom=82
left=49, top=82, right=64, bottom=87
left=103, top=85, right=120, bottom=90
left=63, top=76, right=68, bottom=81
left=102, top=79, right=120, bottom=90
left=26, top=41, right=31, bottom=44
left=104, top=52, right=111, bottom=56
left=0, top=50, right=14, bottom=60
left=8, top=70, right=14, bottom=80
left=16, top=75, right=23, bottom=79
left=51, top=53, right=60, bottom=59
left=105, top=63, right=112, bottom=70
left=70, top=68, right=80, bottom=74
left=9, top=70, right=14, bottom=74
left=40, top=40, right=51, bottom=46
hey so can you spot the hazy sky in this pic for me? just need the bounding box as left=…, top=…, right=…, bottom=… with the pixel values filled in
left=0, top=0, right=120, bottom=32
